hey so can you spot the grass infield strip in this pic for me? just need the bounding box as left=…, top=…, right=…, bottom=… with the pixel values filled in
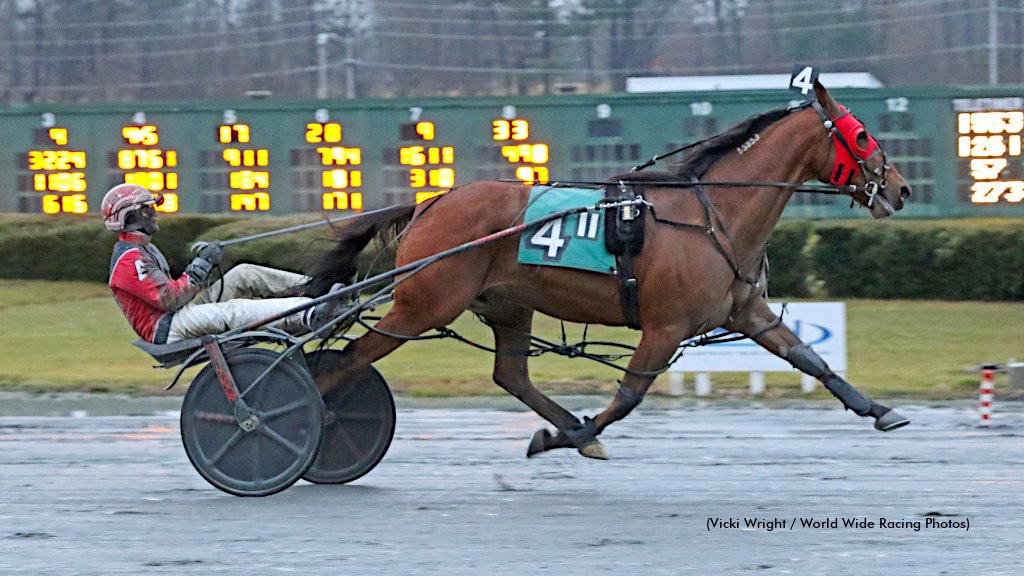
left=0, top=280, right=1020, bottom=399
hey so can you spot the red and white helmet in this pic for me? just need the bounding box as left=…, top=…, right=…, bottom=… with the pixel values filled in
left=101, top=184, right=163, bottom=231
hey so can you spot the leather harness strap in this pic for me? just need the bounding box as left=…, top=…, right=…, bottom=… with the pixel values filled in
left=605, top=182, right=644, bottom=330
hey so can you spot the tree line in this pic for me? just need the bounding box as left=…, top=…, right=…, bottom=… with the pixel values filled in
left=0, top=0, right=1021, bottom=103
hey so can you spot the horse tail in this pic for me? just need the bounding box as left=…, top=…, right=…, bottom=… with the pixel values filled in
left=306, top=203, right=417, bottom=296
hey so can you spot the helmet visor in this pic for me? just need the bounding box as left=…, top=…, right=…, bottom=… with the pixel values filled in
left=140, top=192, right=165, bottom=208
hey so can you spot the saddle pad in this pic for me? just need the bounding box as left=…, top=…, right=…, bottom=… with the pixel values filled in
left=517, top=186, right=616, bottom=275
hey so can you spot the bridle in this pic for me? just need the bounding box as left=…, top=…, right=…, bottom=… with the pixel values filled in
left=810, top=99, right=890, bottom=208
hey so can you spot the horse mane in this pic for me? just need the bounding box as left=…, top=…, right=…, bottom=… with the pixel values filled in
left=664, top=104, right=807, bottom=179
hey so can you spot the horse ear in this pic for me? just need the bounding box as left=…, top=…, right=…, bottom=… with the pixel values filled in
left=813, top=79, right=840, bottom=115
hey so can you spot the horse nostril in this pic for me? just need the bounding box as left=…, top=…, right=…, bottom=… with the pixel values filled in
left=900, top=185, right=911, bottom=200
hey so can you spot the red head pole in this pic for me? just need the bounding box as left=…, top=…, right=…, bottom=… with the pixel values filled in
left=980, top=366, right=995, bottom=427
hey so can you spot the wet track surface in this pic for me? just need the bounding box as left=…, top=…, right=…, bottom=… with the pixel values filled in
left=0, top=400, right=1022, bottom=575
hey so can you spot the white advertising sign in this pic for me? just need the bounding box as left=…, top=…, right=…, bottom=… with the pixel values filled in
left=669, top=302, right=846, bottom=373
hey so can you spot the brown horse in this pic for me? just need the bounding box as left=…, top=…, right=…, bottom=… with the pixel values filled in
left=307, top=80, right=913, bottom=460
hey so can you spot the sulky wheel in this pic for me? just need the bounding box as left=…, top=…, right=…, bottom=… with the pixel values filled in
left=180, top=348, right=324, bottom=497
left=302, top=350, right=396, bottom=485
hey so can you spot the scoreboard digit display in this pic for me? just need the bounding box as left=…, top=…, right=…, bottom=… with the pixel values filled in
left=2, top=86, right=1024, bottom=218
left=954, top=98, right=1024, bottom=204
left=16, top=117, right=89, bottom=214
left=112, top=115, right=180, bottom=212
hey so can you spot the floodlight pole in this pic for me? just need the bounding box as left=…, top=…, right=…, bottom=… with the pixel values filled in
left=317, top=32, right=331, bottom=99
left=988, top=0, right=998, bottom=86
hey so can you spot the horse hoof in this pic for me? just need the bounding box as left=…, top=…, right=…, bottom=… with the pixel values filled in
left=527, top=429, right=552, bottom=458
left=578, top=441, right=609, bottom=460
left=874, top=409, right=910, bottom=431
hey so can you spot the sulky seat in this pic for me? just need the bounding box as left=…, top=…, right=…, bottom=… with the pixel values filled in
left=132, top=338, right=205, bottom=367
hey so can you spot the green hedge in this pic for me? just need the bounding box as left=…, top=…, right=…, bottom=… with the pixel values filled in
left=0, top=214, right=239, bottom=282
left=804, top=220, right=1024, bottom=301
left=2, top=214, right=1022, bottom=301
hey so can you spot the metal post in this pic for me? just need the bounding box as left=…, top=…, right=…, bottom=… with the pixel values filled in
left=989, top=0, right=999, bottom=85
left=667, top=372, right=685, bottom=396
left=800, top=373, right=817, bottom=393
left=317, top=33, right=330, bottom=99
left=345, top=35, right=356, bottom=99
left=749, top=372, right=765, bottom=395
left=695, top=372, right=712, bottom=396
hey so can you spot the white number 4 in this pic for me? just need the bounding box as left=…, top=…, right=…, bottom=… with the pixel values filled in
left=531, top=220, right=565, bottom=258
left=790, top=66, right=818, bottom=96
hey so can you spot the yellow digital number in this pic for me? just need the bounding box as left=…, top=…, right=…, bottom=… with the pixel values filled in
left=317, top=147, right=361, bottom=166
left=42, top=195, right=60, bottom=214
left=409, top=169, right=427, bottom=187
left=959, top=112, right=1024, bottom=135
left=229, top=171, right=269, bottom=190
left=119, top=150, right=166, bottom=170
left=223, top=149, right=268, bottom=167
left=321, top=192, right=364, bottom=210
left=125, top=171, right=178, bottom=191
left=49, top=128, right=68, bottom=146
left=516, top=166, right=549, bottom=185
left=416, top=122, right=435, bottom=141
left=971, top=159, right=1008, bottom=180
left=156, top=193, right=179, bottom=212
left=322, top=169, right=362, bottom=189
left=230, top=192, right=270, bottom=211
left=493, top=119, right=529, bottom=141
left=306, top=123, right=323, bottom=143
left=428, top=168, right=455, bottom=187
left=426, top=147, right=454, bottom=164
left=122, top=125, right=159, bottom=146
left=401, top=146, right=427, bottom=166
left=28, top=150, right=87, bottom=171
left=219, top=124, right=250, bottom=143
left=42, top=194, right=88, bottom=214
left=306, top=123, right=343, bottom=144
left=501, top=144, right=548, bottom=164
left=971, top=181, right=1024, bottom=203
left=41, top=173, right=87, bottom=193
left=958, top=135, right=1008, bottom=158
left=492, top=120, right=510, bottom=141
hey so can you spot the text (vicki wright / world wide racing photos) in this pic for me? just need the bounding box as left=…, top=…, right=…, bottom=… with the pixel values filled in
left=706, top=517, right=969, bottom=532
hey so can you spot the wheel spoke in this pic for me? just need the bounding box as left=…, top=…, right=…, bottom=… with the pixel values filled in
left=261, top=399, right=313, bottom=421
left=207, top=428, right=245, bottom=464
left=324, top=383, right=360, bottom=411
left=330, top=424, right=364, bottom=458
left=257, top=423, right=306, bottom=456
left=193, top=411, right=237, bottom=425
left=330, top=411, right=386, bottom=423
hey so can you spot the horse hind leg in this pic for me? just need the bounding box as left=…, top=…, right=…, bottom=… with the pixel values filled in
left=473, top=296, right=608, bottom=459
left=532, top=326, right=687, bottom=460
left=725, top=300, right=909, bottom=431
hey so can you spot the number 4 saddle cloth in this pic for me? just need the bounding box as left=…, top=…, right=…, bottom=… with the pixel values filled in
left=517, top=186, right=617, bottom=275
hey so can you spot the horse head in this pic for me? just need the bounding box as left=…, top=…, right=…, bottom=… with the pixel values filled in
left=812, top=80, right=912, bottom=218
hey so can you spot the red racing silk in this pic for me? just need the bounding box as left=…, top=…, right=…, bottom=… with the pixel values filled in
left=108, top=232, right=202, bottom=343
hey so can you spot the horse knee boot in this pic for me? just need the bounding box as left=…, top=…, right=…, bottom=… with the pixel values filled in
left=786, top=343, right=909, bottom=430
left=786, top=344, right=869, bottom=412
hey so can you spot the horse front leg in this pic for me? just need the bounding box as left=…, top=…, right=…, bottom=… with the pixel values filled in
left=725, top=299, right=910, bottom=431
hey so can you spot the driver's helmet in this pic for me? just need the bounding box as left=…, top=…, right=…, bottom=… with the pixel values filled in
left=101, top=184, right=163, bottom=232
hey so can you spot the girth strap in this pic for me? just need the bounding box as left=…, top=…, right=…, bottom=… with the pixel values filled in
left=616, top=253, right=642, bottom=330
left=604, top=182, right=645, bottom=330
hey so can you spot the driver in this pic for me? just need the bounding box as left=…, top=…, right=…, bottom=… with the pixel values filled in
left=102, top=183, right=344, bottom=344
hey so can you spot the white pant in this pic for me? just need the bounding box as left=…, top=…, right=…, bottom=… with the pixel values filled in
left=167, top=264, right=312, bottom=342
